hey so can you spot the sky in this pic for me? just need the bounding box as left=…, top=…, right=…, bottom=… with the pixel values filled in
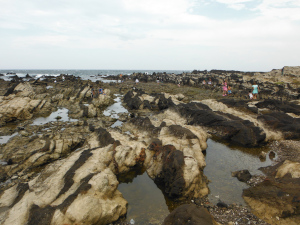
left=0, top=0, right=300, bottom=71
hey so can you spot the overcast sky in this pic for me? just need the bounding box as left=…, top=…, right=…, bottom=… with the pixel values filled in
left=0, top=0, right=299, bottom=71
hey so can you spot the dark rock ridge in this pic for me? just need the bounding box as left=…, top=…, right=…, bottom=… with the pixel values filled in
left=176, top=102, right=266, bottom=147
left=123, top=91, right=267, bottom=147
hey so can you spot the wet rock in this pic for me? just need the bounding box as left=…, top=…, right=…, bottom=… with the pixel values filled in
left=163, top=204, right=217, bottom=225
left=258, top=111, right=300, bottom=140
left=256, top=99, right=300, bottom=115
left=269, top=151, right=276, bottom=160
left=259, top=151, right=267, bottom=161
left=216, top=200, right=228, bottom=209
left=231, top=170, right=252, bottom=183
left=123, top=90, right=143, bottom=110
left=243, top=179, right=300, bottom=225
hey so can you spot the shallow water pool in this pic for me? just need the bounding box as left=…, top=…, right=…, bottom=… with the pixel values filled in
left=204, top=139, right=273, bottom=205
left=117, top=169, right=170, bottom=225
left=0, top=132, right=18, bottom=144
left=31, top=108, right=77, bottom=125
left=103, top=95, right=128, bottom=119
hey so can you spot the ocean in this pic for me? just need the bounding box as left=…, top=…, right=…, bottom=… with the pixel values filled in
left=0, top=69, right=190, bottom=82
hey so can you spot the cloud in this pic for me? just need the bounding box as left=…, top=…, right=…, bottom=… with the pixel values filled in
left=0, top=0, right=299, bottom=70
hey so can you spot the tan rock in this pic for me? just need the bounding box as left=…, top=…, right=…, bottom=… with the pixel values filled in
left=276, top=160, right=300, bottom=179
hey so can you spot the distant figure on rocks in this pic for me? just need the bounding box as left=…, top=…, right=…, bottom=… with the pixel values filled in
left=252, top=81, right=259, bottom=99
left=248, top=91, right=253, bottom=100
left=135, top=78, right=139, bottom=84
left=208, top=78, right=212, bottom=85
left=222, top=79, right=228, bottom=96
left=99, top=87, right=104, bottom=95
left=62, top=75, right=65, bottom=81
left=157, top=77, right=160, bottom=84
left=91, top=86, right=95, bottom=98
left=227, top=86, right=232, bottom=95
left=202, top=79, right=206, bottom=85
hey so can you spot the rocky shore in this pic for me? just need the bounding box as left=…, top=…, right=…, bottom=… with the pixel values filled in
left=0, top=67, right=299, bottom=225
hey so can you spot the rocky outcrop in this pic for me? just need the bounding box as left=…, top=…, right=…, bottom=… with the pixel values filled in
left=243, top=141, right=300, bottom=225
left=0, top=80, right=114, bottom=126
left=124, top=91, right=268, bottom=147
left=0, top=145, right=127, bottom=225
left=123, top=111, right=209, bottom=200
left=258, top=112, right=300, bottom=139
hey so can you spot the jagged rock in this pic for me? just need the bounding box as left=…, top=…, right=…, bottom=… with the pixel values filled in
left=256, top=99, right=300, bottom=115
left=275, top=160, right=300, bottom=179
left=243, top=158, right=300, bottom=225
left=258, top=112, right=300, bottom=139
left=259, top=151, right=267, bottom=161
left=0, top=147, right=127, bottom=225
left=231, top=170, right=252, bottom=183
left=123, top=114, right=209, bottom=200
left=177, top=102, right=266, bottom=147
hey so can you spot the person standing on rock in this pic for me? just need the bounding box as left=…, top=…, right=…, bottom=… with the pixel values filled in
left=252, top=81, right=259, bottom=99
left=222, top=79, right=228, bottom=96
left=135, top=78, right=139, bottom=84
left=248, top=91, right=253, bottom=100
left=227, top=85, right=232, bottom=95
left=90, top=86, right=94, bottom=98
left=99, top=87, right=103, bottom=95
left=208, top=78, right=212, bottom=85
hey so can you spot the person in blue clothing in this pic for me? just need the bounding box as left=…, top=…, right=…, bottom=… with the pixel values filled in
left=99, top=87, right=104, bottom=95
left=252, top=81, right=259, bottom=99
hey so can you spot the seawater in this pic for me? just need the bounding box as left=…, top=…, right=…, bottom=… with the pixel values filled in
left=0, top=69, right=189, bottom=82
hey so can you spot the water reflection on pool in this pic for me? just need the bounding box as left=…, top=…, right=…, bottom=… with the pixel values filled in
left=204, top=139, right=273, bottom=205
left=0, top=132, right=18, bottom=144
left=117, top=168, right=169, bottom=225
left=31, top=108, right=77, bottom=125
left=103, top=95, right=128, bottom=119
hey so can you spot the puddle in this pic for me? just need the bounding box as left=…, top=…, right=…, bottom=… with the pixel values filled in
left=103, top=95, right=128, bottom=119
left=0, top=132, right=18, bottom=144
left=204, top=139, right=273, bottom=205
left=117, top=168, right=170, bottom=225
left=111, top=120, right=123, bottom=128
left=32, top=108, right=77, bottom=125
left=46, top=86, right=53, bottom=89
left=0, top=160, right=8, bottom=166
